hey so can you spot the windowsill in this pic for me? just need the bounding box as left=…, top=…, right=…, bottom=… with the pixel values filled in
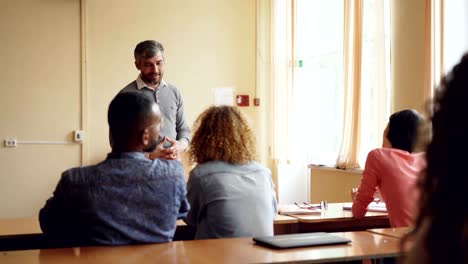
left=308, top=164, right=363, bottom=174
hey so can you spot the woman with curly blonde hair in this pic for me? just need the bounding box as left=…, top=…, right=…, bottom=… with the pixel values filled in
left=185, top=105, right=278, bottom=239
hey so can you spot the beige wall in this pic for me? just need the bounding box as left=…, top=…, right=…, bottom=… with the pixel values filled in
left=87, top=0, right=257, bottom=164
left=310, top=169, right=361, bottom=203
left=391, top=0, right=427, bottom=112
left=0, top=0, right=82, bottom=218
left=0, top=0, right=257, bottom=218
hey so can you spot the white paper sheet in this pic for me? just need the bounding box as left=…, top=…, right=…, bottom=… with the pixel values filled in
left=213, top=86, right=235, bottom=106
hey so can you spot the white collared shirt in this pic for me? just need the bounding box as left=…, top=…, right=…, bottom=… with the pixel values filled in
left=136, top=75, right=167, bottom=91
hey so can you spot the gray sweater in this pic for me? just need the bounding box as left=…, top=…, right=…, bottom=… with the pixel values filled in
left=120, top=81, right=191, bottom=143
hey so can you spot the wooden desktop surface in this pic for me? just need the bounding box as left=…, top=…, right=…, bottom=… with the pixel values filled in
left=0, top=215, right=297, bottom=237
left=273, top=214, right=299, bottom=224
left=289, top=203, right=390, bottom=232
left=367, top=227, right=410, bottom=239
left=0, top=204, right=388, bottom=239
left=0, top=206, right=383, bottom=244
left=289, top=203, right=388, bottom=222
left=0, top=231, right=400, bottom=264
left=0, top=217, right=41, bottom=236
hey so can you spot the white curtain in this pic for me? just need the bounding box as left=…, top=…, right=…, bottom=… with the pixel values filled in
left=424, top=0, right=443, bottom=101
left=270, top=0, right=311, bottom=203
left=336, top=0, right=363, bottom=169
left=357, top=0, right=391, bottom=166
left=271, top=0, right=294, bottom=163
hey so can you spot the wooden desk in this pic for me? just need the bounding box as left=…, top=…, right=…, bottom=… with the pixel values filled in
left=273, top=214, right=299, bottom=235
left=0, top=217, right=41, bottom=236
left=367, top=227, right=410, bottom=239
left=289, top=203, right=390, bottom=233
left=175, top=215, right=299, bottom=239
left=0, top=231, right=400, bottom=264
left=274, top=214, right=299, bottom=224
left=0, top=215, right=299, bottom=250
left=0, top=216, right=297, bottom=235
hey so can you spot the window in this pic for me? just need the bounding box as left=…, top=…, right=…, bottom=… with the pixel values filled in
left=424, top=0, right=468, bottom=101
left=443, top=0, right=468, bottom=73
left=271, top=0, right=391, bottom=168
left=294, top=0, right=344, bottom=165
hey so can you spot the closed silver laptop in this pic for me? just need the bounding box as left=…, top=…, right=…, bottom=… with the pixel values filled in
left=253, top=232, right=351, bottom=249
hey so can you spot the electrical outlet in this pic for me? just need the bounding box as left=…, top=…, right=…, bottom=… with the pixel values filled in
left=74, top=130, right=84, bottom=143
left=4, top=138, right=17, bottom=148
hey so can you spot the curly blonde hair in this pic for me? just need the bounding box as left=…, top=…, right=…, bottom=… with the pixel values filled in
left=189, top=105, right=256, bottom=165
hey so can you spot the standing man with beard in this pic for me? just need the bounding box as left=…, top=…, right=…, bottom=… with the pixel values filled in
left=120, top=40, right=190, bottom=160
left=39, top=92, right=189, bottom=245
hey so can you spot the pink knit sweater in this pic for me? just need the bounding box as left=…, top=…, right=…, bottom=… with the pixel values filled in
left=352, top=148, right=425, bottom=227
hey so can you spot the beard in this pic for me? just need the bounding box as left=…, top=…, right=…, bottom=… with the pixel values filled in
left=144, top=139, right=158, bottom=153
left=141, top=72, right=162, bottom=86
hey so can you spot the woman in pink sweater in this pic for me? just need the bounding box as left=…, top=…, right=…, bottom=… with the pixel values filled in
left=352, top=109, right=425, bottom=227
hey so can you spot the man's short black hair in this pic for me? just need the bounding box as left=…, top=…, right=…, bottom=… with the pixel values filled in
left=387, top=109, right=422, bottom=152
left=108, top=91, right=155, bottom=144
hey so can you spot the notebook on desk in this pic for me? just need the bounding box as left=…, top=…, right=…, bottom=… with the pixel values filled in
left=342, top=202, right=387, bottom=212
left=278, top=204, right=322, bottom=215
left=253, top=232, right=351, bottom=249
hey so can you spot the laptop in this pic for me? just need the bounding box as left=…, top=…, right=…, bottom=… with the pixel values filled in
left=253, top=232, right=351, bottom=249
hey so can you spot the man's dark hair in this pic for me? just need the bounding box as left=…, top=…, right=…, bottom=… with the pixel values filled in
left=134, top=40, right=165, bottom=62
left=386, top=109, right=422, bottom=152
left=108, top=91, right=155, bottom=144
